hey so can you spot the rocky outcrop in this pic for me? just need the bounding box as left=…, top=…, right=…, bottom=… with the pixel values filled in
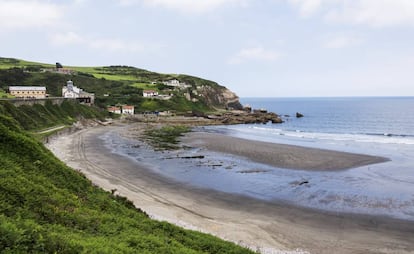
left=217, top=112, right=283, bottom=125
left=202, top=111, right=283, bottom=125
left=296, top=112, right=304, bottom=118
left=195, top=85, right=243, bottom=110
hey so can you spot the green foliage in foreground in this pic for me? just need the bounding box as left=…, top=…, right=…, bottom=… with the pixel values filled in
left=144, top=125, right=191, bottom=150
left=0, top=103, right=253, bottom=253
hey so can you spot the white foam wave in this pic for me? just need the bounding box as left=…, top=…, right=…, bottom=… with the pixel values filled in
left=243, top=126, right=414, bottom=145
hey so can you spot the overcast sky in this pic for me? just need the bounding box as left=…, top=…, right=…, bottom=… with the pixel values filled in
left=1, top=0, right=414, bottom=97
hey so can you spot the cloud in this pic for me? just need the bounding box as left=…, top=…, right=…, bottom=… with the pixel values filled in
left=228, top=47, right=280, bottom=64
left=51, top=32, right=84, bottom=45
left=326, top=0, right=414, bottom=27
left=0, top=0, right=63, bottom=28
left=288, top=0, right=414, bottom=27
left=287, top=0, right=325, bottom=17
left=118, top=0, right=247, bottom=13
left=323, top=34, right=364, bottom=49
left=50, top=32, right=152, bottom=53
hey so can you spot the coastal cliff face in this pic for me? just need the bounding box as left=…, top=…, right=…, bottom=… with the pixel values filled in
left=195, top=85, right=243, bottom=110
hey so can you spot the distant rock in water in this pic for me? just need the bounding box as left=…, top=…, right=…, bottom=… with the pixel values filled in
left=296, top=112, right=304, bottom=118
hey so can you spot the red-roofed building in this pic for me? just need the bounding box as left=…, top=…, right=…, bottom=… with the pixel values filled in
left=121, top=105, right=134, bottom=115
left=107, top=106, right=121, bottom=114
left=143, top=90, right=158, bottom=97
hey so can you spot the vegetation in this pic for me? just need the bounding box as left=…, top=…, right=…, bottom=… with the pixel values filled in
left=0, top=100, right=108, bottom=132
left=0, top=57, right=233, bottom=113
left=144, top=125, right=191, bottom=150
left=0, top=89, right=13, bottom=99
left=0, top=101, right=253, bottom=253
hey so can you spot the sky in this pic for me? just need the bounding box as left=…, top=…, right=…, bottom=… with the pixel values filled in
left=1, top=0, right=414, bottom=97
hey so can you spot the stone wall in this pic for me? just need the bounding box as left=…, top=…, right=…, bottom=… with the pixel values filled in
left=0, top=97, right=75, bottom=107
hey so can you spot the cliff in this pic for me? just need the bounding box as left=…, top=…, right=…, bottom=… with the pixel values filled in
left=194, top=85, right=242, bottom=110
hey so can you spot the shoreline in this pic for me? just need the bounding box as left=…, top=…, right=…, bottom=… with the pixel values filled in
left=180, top=131, right=388, bottom=171
left=46, top=121, right=414, bottom=254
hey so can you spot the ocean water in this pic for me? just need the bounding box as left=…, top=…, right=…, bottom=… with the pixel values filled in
left=238, top=97, right=414, bottom=143
left=102, top=97, right=414, bottom=221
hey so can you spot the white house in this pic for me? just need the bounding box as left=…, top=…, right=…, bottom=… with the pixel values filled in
left=107, top=105, right=134, bottom=115
left=62, top=80, right=95, bottom=104
left=143, top=90, right=158, bottom=97
left=121, top=105, right=134, bottom=115
left=107, top=106, right=121, bottom=114
left=162, top=79, right=190, bottom=89
left=162, top=79, right=180, bottom=87
left=62, top=81, right=79, bottom=98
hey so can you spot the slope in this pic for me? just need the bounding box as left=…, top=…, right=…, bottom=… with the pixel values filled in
left=0, top=101, right=252, bottom=253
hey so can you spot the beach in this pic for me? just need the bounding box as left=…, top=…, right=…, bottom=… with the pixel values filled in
left=46, top=121, right=414, bottom=254
left=181, top=132, right=388, bottom=171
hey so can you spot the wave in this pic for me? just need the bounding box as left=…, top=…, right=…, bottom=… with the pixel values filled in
left=364, top=132, right=414, bottom=138
left=237, top=126, right=414, bottom=145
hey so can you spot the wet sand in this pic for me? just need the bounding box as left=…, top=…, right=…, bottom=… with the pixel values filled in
left=46, top=123, right=414, bottom=254
left=181, top=132, right=389, bottom=171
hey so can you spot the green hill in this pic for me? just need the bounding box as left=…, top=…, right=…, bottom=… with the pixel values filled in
left=0, top=57, right=242, bottom=112
left=0, top=101, right=252, bottom=253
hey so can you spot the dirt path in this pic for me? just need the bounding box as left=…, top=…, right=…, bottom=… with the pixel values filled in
left=36, top=125, right=66, bottom=134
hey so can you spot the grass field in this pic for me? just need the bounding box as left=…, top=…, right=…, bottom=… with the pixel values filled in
left=92, top=73, right=137, bottom=81
left=66, top=66, right=100, bottom=73
left=131, top=82, right=158, bottom=90
left=0, top=58, right=54, bottom=69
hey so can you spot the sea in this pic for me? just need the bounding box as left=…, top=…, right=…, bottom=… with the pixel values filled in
left=102, top=97, right=414, bottom=221
left=238, top=97, right=414, bottom=143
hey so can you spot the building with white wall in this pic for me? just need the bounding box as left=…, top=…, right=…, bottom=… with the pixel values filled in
left=143, top=90, right=158, bottom=97
left=62, top=80, right=94, bottom=104
left=121, top=105, right=134, bottom=115
left=9, top=86, right=47, bottom=99
left=107, top=105, right=134, bottom=115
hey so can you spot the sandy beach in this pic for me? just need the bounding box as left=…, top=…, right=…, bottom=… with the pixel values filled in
left=181, top=132, right=388, bottom=171
left=46, top=122, right=414, bottom=254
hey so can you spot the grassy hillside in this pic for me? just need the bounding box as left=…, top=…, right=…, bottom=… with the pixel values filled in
left=0, top=57, right=236, bottom=113
left=0, top=102, right=252, bottom=253
left=0, top=100, right=109, bottom=132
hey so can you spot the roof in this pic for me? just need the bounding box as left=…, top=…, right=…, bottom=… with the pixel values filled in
left=107, top=106, right=121, bottom=110
left=143, top=90, right=157, bottom=93
left=9, top=86, right=46, bottom=91
left=122, top=105, right=134, bottom=109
